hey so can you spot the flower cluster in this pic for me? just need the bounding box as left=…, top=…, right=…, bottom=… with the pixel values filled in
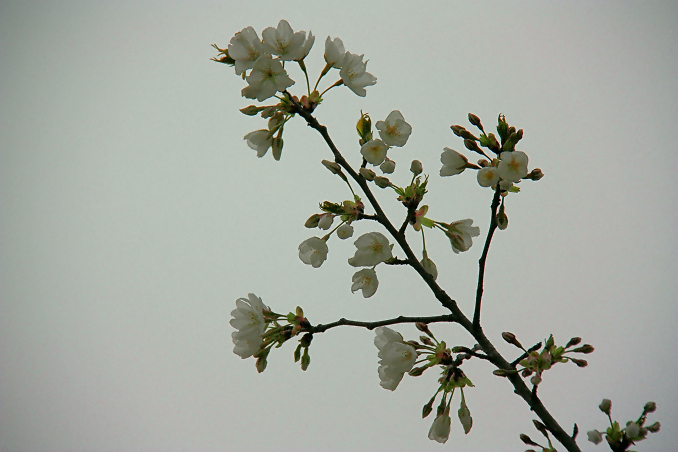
left=230, top=294, right=314, bottom=372
left=497, top=333, right=594, bottom=386
left=214, top=20, right=377, bottom=160
left=374, top=324, right=475, bottom=445
left=587, top=399, right=660, bottom=450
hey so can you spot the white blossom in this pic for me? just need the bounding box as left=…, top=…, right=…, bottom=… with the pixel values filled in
left=376, top=110, right=412, bottom=147
left=445, top=219, right=480, bottom=254
left=242, top=54, right=295, bottom=102
left=230, top=293, right=267, bottom=358
left=348, top=232, right=392, bottom=267
left=374, top=327, right=417, bottom=390
left=351, top=268, right=379, bottom=298
left=244, top=129, right=273, bottom=157
left=340, top=52, right=377, bottom=97
left=587, top=430, right=603, bottom=445
left=324, top=36, right=346, bottom=68
left=428, top=411, right=452, bottom=444
left=497, top=150, right=528, bottom=182
left=336, top=223, right=354, bottom=240
left=318, top=214, right=333, bottom=230
left=477, top=166, right=500, bottom=187
left=298, top=237, right=328, bottom=268
left=228, top=26, right=265, bottom=75
left=261, top=20, right=307, bottom=61
left=625, top=422, right=640, bottom=439
left=440, top=147, right=468, bottom=176
left=360, top=139, right=388, bottom=165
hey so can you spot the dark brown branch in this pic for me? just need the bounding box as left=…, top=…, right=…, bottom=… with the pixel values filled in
left=310, top=314, right=457, bottom=333
left=473, top=187, right=502, bottom=327
left=286, top=95, right=581, bottom=452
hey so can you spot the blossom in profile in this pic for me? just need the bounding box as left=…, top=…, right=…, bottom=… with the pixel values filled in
left=360, top=139, right=388, bottom=166
left=244, top=129, right=273, bottom=157
left=351, top=268, right=379, bottom=298
left=242, top=54, right=295, bottom=102
left=340, top=52, right=377, bottom=97
left=445, top=219, right=480, bottom=254
left=348, top=232, right=392, bottom=267
left=298, top=237, right=328, bottom=268
left=376, top=110, right=412, bottom=147
left=324, top=36, right=346, bottom=68
left=428, top=410, right=452, bottom=443
left=374, top=327, right=417, bottom=390
left=230, top=293, right=268, bottom=358
left=587, top=430, right=603, bottom=445
left=497, top=150, right=528, bottom=182
left=440, top=147, right=468, bottom=176
left=228, top=26, right=265, bottom=75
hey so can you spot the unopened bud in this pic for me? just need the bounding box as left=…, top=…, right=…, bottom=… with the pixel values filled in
left=359, top=167, right=375, bottom=181
left=272, top=136, right=283, bottom=161
left=256, top=356, right=267, bottom=373
left=450, top=124, right=466, bottom=137
left=643, top=402, right=657, bottom=413
left=570, top=358, right=588, bottom=368
left=520, top=434, right=537, bottom=446
left=239, top=105, right=263, bottom=116
left=532, top=419, right=548, bottom=436
left=502, top=332, right=524, bottom=349
left=416, top=322, right=432, bottom=334
left=530, top=374, right=542, bottom=386
left=322, top=159, right=342, bottom=174
left=419, top=336, right=433, bottom=346
left=356, top=112, right=372, bottom=141
left=496, top=210, right=508, bottom=230
left=380, top=158, right=396, bottom=174
left=468, top=113, right=483, bottom=130
left=566, top=337, right=582, bottom=348
left=587, top=430, right=603, bottom=445
left=422, top=398, right=435, bottom=418
left=464, top=139, right=483, bottom=154
left=374, top=176, right=390, bottom=188
left=410, top=159, right=423, bottom=175
left=599, top=399, right=612, bottom=415
left=305, top=214, right=321, bottom=228
left=625, top=421, right=640, bottom=439
left=525, top=168, right=544, bottom=181
left=408, top=366, right=426, bottom=377
left=646, top=421, right=660, bottom=433
left=572, top=344, right=595, bottom=354
left=301, top=349, right=311, bottom=371
left=260, top=106, right=277, bottom=119
left=477, top=159, right=490, bottom=167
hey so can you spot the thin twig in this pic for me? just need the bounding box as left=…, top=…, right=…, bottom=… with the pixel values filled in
left=310, top=314, right=457, bottom=333
left=473, top=187, right=501, bottom=327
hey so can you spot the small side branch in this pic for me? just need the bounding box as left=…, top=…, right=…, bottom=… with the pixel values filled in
left=311, top=314, right=456, bottom=333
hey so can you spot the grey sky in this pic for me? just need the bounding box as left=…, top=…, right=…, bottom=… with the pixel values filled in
left=1, top=1, right=676, bottom=451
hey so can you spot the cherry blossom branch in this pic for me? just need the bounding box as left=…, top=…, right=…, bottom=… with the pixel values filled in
left=473, top=187, right=502, bottom=327
left=310, top=314, right=456, bottom=333
left=286, top=96, right=581, bottom=452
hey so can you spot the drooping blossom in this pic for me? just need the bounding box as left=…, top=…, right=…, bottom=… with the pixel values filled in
left=428, top=410, right=452, bottom=444
left=445, top=219, right=480, bottom=254
left=298, top=237, right=328, bottom=268
left=440, top=147, right=468, bottom=176
left=376, top=110, right=412, bottom=147
left=351, top=268, right=379, bottom=298
left=340, top=52, right=377, bottom=97
left=374, top=327, right=417, bottom=390
left=244, top=129, right=273, bottom=157
left=230, top=293, right=267, bottom=358
left=348, top=232, right=392, bottom=267
left=336, top=223, right=354, bottom=240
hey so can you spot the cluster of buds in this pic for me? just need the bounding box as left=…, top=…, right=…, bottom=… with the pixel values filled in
left=401, top=323, right=476, bottom=444
left=587, top=399, right=660, bottom=450
left=496, top=333, right=594, bottom=386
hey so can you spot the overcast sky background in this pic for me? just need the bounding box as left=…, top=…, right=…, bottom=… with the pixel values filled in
left=1, top=1, right=676, bottom=451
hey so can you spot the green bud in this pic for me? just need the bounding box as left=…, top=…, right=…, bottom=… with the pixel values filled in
left=570, top=358, right=588, bottom=367
left=599, top=399, right=612, bottom=415
left=408, top=366, right=426, bottom=377
left=272, top=136, right=283, bottom=161
left=572, top=344, right=595, bottom=354
left=566, top=337, right=582, bottom=348
left=359, top=167, right=376, bottom=181
left=496, top=114, right=509, bottom=142
left=256, top=356, right=267, bottom=373
left=374, top=176, right=390, bottom=188
left=294, top=344, right=302, bottom=362
left=356, top=112, right=372, bottom=141
left=239, top=105, right=264, bottom=116
left=301, top=348, right=311, bottom=371
left=643, top=402, right=657, bottom=413
left=305, top=214, right=321, bottom=228
left=422, top=400, right=434, bottom=418
left=468, top=113, right=483, bottom=131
